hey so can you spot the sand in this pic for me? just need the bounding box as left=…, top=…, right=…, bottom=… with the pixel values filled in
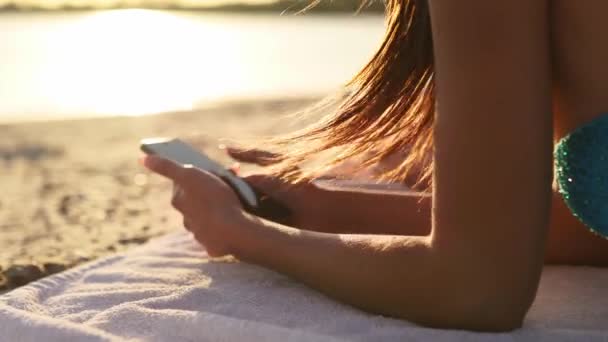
left=0, top=97, right=318, bottom=292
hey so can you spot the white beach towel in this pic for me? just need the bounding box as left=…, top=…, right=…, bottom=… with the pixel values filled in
left=0, top=230, right=607, bottom=342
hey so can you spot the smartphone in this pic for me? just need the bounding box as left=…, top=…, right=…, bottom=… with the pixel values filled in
left=140, top=137, right=291, bottom=221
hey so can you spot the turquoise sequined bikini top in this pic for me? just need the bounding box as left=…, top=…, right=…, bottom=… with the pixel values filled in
left=555, top=114, right=608, bottom=238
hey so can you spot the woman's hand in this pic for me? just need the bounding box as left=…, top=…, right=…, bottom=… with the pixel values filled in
left=244, top=173, right=336, bottom=231
left=226, top=146, right=433, bottom=235
left=142, top=155, right=248, bottom=257
left=225, top=147, right=339, bottom=232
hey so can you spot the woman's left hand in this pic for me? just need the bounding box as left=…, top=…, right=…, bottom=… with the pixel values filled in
left=142, top=155, right=248, bottom=257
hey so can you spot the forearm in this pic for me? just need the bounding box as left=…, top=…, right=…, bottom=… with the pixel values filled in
left=232, top=216, right=523, bottom=331
left=317, top=187, right=607, bottom=264
left=307, top=186, right=431, bottom=235
left=235, top=217, right=442, bottom=324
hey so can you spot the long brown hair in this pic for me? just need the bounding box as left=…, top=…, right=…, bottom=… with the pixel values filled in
left=269, top=0, right=435, bottom=186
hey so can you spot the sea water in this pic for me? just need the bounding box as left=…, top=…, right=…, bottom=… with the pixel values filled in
left=0, top=9, right=384, bottom=122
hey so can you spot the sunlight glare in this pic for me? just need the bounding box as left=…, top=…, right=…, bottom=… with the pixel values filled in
left=41, top=9, right=246, bottom=116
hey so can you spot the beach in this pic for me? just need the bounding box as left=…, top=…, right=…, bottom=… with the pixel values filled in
left=0, top=97, right=317, bottom=292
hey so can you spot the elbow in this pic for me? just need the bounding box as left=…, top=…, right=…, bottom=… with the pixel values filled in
left=453, top=294, right=530, bottom=332
left=432, top=272, right=538, bottom=332
left=387, top=277, right=535, bottom=332
left=410, top=282, right=534, bottom=332
left=412, top=233, right=544, bottom=331
left=374, top=237, right=541, bottom=332
left=395, top=258, right=539, bottom=332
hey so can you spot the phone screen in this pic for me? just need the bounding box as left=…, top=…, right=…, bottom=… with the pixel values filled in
left=140, top=137, right=292, bottom=223
left=140, top=138, right=258, bottom=208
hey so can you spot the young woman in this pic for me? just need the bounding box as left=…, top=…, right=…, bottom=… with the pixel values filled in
left=143, top=0, right=608, bottom=331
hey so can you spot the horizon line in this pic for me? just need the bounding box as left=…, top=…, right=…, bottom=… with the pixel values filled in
left=0, top=0, right=385, bottom=13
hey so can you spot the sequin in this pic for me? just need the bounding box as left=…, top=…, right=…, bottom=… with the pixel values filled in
left=555, top=114, right=608, bottom=238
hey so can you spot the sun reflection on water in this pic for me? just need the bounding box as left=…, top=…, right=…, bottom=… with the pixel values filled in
left=41, top=9, right=246, bottom=116
left=0, top=10, right=384, bottom=120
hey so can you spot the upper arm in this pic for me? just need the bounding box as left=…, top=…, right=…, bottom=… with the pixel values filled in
left=427, top=0, right=553, bottom=320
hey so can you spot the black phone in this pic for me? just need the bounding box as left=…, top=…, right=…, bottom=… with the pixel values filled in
left=140, top=137, right=292, bottom=222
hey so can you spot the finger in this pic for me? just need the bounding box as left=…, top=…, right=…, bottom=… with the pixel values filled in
left=228, top=163, right=240, bottom=176
left=172, top=183, right=200, bottom=214
left=171, top=186, right=186, bottom=211
left=173, top=167, right=230, bottom=211
left=142, top=155, right=184, bottom=181
left=226, top=147, right=283, bottom=166
left=179, top=165, right=224, bottom=191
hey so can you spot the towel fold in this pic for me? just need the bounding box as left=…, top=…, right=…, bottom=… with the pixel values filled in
left=1, top=231, right=607, bottom=341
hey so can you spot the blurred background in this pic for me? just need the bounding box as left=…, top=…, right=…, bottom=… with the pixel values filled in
left=1, top=0, right=385, bottom=121
left=0, top=0, right=385, bottom=291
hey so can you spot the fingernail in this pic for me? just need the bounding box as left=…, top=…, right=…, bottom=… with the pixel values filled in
left=218, top=144, right=227, bottom=150
left=229, top=162, right=240, bottom=175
